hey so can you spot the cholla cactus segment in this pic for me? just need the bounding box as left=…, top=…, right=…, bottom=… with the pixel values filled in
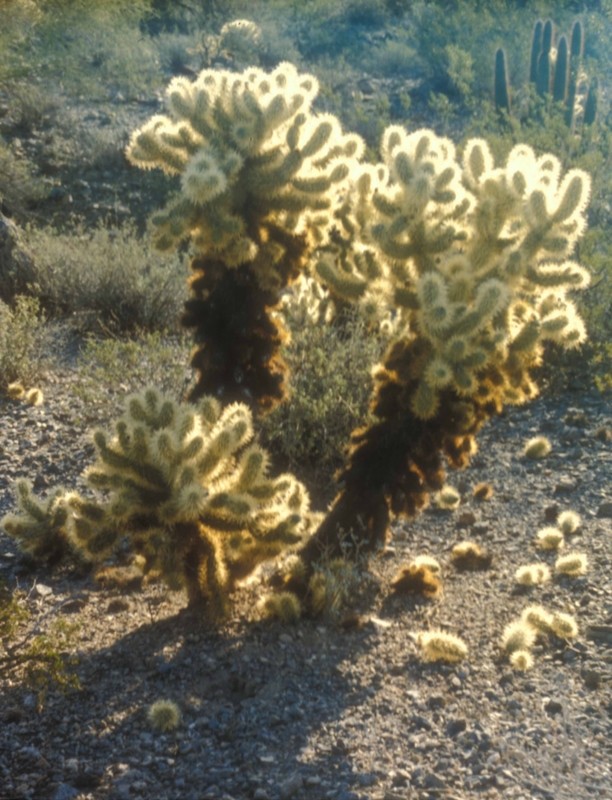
left=435, top=485, right=461, bottom=509
left=502, top=620, right=537, bottom=653
left=450, top=541, right=492, bottom=571
left=417, top=630, right=468, bottom=663
left=550, top=611, right=579, bottom=639
left=411, top=554, right=441, bottom=573
left=25, top=388, right=43, bottom=406
left=126, top=62, right=362, bottom=279
left=314, top=126, right=591, bottom=419
left=6, top=381, right=25, bottom=400
left=510, top=649, right=534, bottom=671
left=523, top=436, right=552, bottom=459
left=515, top=563, right=551, bottom=586
left=535, top=526, right=565, bottom=550
left=557, top=509, right=581, bottom=534
left=555, top=551, right=588, bottom=577
left=391, top=563, right=442, bottom=599
left=520, top=604, right=553, bottom=633
left=1, top=480, right=76, bottom=563
left=66, top=387, right=312, bottom=609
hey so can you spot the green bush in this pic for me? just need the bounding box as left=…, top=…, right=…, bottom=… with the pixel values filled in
left=0, top=0, right=159, bottom=101
left=70, top=332, right=191, bottom=423
left=23, top=222, right=188, bottom=333
left=0, top=579, right=79, bottom=709
left=0, top=295, right=47, bottom=390
left=260, top=308, right=384, bottom=503
left=0, top=136, right=47, bottom=217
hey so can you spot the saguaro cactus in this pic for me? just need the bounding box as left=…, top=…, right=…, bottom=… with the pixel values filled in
left=494, top=48, right=511, bottom=114
left=126, top=62, right=363, bottom=410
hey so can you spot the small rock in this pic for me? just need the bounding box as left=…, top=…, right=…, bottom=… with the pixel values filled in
left=51, top=783, right=79, bottom=800
left=554, top=478, right=577, bottom=495
left=106, top=598, right=130, bottom=614
left=581, top=669, right=603, bottom=690
left=279, top=773, right=303, bottom=799
left=423, top=771, right=446, bottom=790
left=544, top=698, right=563, bottom=715
left=596, top=501, right=612, bottom=518
left=446, top=717, right=467, bottom=736
left=456, top=510, right=477, bottom=527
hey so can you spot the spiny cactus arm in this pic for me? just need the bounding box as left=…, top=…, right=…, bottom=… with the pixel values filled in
left=67, top=504, right=121, bottom=562
left=1, top=481, right=75, bottom=563
left=127, top=63, right=360, bottom=271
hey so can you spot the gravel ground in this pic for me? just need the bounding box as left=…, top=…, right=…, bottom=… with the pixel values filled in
left=0, top=369, right=611, bottom=800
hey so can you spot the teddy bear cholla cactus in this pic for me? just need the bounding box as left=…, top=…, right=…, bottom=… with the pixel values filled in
left=3, top=389, right=312, bottom=613
left=317, top=130, right=590, bottom=417
left=126, top=62, right=362, bottom=409
left=298, top=127, right=591, bottom=562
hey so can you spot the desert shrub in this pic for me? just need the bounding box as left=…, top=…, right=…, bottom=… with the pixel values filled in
left=0, top=0, right=159, bottom=102
left=23, top=222, right=189, bottom=332
left=260, top=308, right=384, bottom=502
left=71, top=332, right=190, bottom=423
left=0, top=295, right=47, bottom=390
left=0, top=136, right=47, bottom=217
left=365, top=39, right=420, bottom=78
left=0, top=579, right=79, bottom=708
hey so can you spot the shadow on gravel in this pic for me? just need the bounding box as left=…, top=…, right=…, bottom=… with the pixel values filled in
left=1, top=597, right=385, bottom=800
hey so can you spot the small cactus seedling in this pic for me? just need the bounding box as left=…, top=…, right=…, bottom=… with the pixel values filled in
left=1, top=480, right=76, bottom=564
left=515, top=563, right=551, bottom=586
left=523, top=436, right=552, bottom=459
left=417, top=630, right=468, bottom=663
left=450, top=541, right=492, bottom=571
left=535, top=526, right=565, bottom=551
left=147, top=699, right=182, bottom=732
left=555, top=552, right=588, bottom=577
left=306, top=558, right=360, bottom=616
left=557, top=510, right=581, bottom=535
